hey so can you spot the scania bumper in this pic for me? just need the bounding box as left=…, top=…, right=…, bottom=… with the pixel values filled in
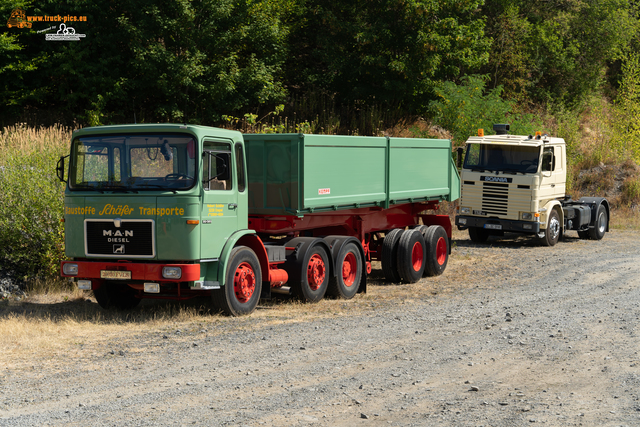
left=455, top=216, right=541, bottom=234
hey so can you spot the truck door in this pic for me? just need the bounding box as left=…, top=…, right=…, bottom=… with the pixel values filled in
left=200, top=140, right=238, bottom=259
left=540, top=146, right=564, bottom=202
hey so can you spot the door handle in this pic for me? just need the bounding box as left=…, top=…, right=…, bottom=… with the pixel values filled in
left=228, top=203, right=237, bottom=210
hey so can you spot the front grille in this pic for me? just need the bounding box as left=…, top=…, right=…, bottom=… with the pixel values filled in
left=482, top=182, right=509, bottom=215
left=85, top=220, right=155, bottom=257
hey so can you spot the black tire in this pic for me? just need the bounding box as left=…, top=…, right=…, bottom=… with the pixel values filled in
left=396, top=229, right=426, bottom=283
left=413, top=225, right=429, bottom=235
left=589, top=204, right=607, bottom=240
left=424, top=226, right=449, bottom=277
left=469, top=227, right=489, bottom=243
left=381, top=229, right=404, bottom=282
left=327, top=242, right=362, bottom=299
left=540, top=209, right=561, bottom=247
left=212, top=246, right=262, bottom=316
left=291, top=245, right=330, bottom=302
left=93, top=282, right=141, bottom=310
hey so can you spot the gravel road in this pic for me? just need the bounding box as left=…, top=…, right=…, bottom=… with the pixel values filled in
left=1, top=230, right=640, bottom=426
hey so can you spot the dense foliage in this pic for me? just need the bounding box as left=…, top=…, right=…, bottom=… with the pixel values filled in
left=1, top=0, right=637, bottom=128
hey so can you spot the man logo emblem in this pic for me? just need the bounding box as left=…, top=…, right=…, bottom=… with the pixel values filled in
left=113, top=244, right=125, bottom=254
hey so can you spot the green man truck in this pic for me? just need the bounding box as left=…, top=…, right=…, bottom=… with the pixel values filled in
left=455, top=124, right=609, bottom=245
left=58, top=124, right=460, bottom=315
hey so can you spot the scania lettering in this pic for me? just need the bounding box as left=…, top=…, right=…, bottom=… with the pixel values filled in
left=58, top=124, right=460, bottom=316
left=455, top=124, right=609, bottom=246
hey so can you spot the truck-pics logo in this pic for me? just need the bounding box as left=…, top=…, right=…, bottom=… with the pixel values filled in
left=6, top=8, right=32, bottom=28
left=45, top=23, right=86, bottom=41
left=7, top=9, right=87, bottom=29
left=481, top=176, right=512, bottom=183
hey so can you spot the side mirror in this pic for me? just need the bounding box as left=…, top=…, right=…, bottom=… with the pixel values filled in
left=456, top=147, right=464, bottom=169
left=56, top=155, right=68, bottom=183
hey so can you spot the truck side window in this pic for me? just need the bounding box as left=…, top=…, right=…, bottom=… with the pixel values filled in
left=541, top=147, right=555, bottom=172
left=235, top=143, right=246, bottom=193
left=203, top=141, right=232, bottom=191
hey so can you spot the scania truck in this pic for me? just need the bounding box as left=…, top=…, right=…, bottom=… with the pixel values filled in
left=455, top=124, right=609, bottom=246
left=58, top=124, right=460, bottom=315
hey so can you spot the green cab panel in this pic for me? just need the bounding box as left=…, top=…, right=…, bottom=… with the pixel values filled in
left=64, top=195, right=201, bottom=260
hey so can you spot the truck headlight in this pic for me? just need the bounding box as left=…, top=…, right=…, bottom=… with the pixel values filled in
left=162, top=266, right=182, bottom=279
left=63, top=263, right=78, bottom=276
left=460, top=207, right=471, bottom=214
left=458, top=218, right=467, bottom=225
left=522, top=212, right=532, bottom=220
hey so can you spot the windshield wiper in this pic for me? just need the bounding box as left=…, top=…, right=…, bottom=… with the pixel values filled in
left=499, top=168, right=525, bottom=175
left=107, top=188, right=139, bottom=194
left=72, top=186, right=105, bottom=193
left=133, top=184, right=178, bottom=194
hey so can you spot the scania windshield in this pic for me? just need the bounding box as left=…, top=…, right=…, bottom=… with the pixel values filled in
left=463, top=143, right=541, bottom=174
left=68, top=134, right=197, bottom=191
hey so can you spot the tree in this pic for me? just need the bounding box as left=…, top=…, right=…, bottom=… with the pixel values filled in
left=285, top=0, right=491, bottom=113
left=483, top=0, right=639, bottom=106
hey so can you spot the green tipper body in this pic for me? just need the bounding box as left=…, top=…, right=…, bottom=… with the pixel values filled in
left=243, top=134, right=460, bottom=216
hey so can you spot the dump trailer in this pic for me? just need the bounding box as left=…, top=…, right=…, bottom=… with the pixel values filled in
left=455, top=124, right=609, bottom=246
left=58, top=124, right=460, bottom=315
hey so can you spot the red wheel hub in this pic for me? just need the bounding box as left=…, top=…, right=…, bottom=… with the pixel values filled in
left=307, top=254, right=326, bottom=291
left=234, top=262, right=256, bottom=303
left=411, top=241, right=424, bottom=272
left=436, top=237, right=447, bottom=265
left=342, top=252, right=357, bottom=287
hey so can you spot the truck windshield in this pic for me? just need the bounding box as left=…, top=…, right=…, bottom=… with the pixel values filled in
left=463, top=143, right=540, bottom=174
left=68, top=134, right=197, bottom=191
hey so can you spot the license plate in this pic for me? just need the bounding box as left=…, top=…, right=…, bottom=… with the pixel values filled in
left=100, top=270, right=132, bottom=280
left=473, top=210, right=486, bottom=216
left=484, top=224, right=502, bottom=230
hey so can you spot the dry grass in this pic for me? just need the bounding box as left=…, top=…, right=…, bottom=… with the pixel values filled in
left=0, top=123, right=72, bottom=160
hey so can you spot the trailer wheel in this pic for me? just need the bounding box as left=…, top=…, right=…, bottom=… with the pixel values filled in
left=327, top=242, right=362, bottom=299
left=397, top=229, right=426, bottom=283
left=469, top=227, right=489, bottom=243
left=292, top=245, right=329, bottom=303
left=381, top=229, right=404, bottom=282
left=424, top=226, right=449, bottom=276
left=587, top=204, right=608, bottom=240
left=540, top=210, right=561, bottom=246
left=93, top=283, right=141, bottom=310
left=212, top=246, right=262, bottom=316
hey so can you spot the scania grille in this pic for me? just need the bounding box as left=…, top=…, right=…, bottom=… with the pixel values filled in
left=482, top=182, right=509, bottom=215
left=85, top=220, right=155, bottom=258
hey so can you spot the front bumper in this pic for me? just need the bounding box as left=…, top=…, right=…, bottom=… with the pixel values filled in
left=455, top=216, right=540, bottom=234
left=60, top=261, right=200, bottom=282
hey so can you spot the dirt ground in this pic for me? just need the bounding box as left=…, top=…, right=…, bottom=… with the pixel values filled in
left=1, top=230, right=639, bottom=426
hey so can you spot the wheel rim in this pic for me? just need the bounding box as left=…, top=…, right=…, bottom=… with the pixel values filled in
left=549, top=215, right=560, bottom=240
left=597, top=211, right=607, bottom=233
left=411, top=241, right=424, bottom=271
left=307, top=254, right=326, bottom=291
left=436, top=237, right=447, bottom=265
left=233, top=262, right=256, bottom=303
left=342, top=252, right=357, bottom=287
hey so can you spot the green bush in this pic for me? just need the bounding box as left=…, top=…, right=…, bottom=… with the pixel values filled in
left=0, top=150, right=66, bottom=279
left=428, top=75, right=543, bottom=144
